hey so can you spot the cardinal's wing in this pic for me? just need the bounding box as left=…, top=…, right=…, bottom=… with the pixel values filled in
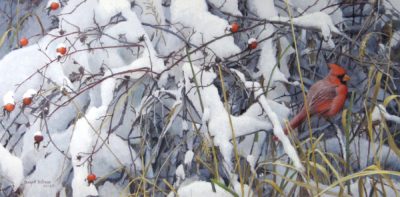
left=306, top=79, right=337, bottom=114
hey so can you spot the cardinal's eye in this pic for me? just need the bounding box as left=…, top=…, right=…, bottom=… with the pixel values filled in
left=337, top=74, right=347, bottom=84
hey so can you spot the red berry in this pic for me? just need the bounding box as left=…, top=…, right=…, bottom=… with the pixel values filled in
left=248, top=41, right=257, bottom=49
left=50, top=2, right=60, bottom=10
left=23, top=97, right=32, bottom=106
left=20, top=38, right=29, bottom=47
left=34, top=134, right=43, bottom=144
left=57, top=47, right=67, bottom=55
left=4, top=103, right=15, bottom=112
left=87, top=173, right=96, bottom=184
left=230, top=22, right=239, bottom=33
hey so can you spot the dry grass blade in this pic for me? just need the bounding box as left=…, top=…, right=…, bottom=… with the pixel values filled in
left=0, top=29, right=14, bottom=49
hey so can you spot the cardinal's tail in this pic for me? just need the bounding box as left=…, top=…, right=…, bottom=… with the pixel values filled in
left=284, top=109, right=308, bottom=133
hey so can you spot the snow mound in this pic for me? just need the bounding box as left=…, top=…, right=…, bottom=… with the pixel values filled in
left=171, top=0, right=240, bottom=58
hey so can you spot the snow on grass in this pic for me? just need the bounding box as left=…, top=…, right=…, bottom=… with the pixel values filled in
left=322, top=135, right=400, bottom=171
left=169, top=179, right=252, bottom=197
left=288, top=0, right=343, bottom=24
left=270, top=12, right=343, bottom=48
left=98, top=181, right=128, bottom=197
left=253, top=87, right=304, bottom=171
left=184, top=150, right=194, bottom=165
left=372, top=104, right=400, bottom=124
left=0, top=144, right=23, bottom=191
left=182, top=63, right=278, bottom=169
left=232, top=67, right=301, bottom=170
left=271, top=160, right=400, bottom=196
left=201, top=107, right=211, bottom=123
left=167, top=181, right=236, bottom=197
left=333, top=124, right=347, bottom=161
left=246, top=155, right=256, bottom=174
left=292, top=12, right=341, bottom=40
left=176, top=164, right=185, bottom=180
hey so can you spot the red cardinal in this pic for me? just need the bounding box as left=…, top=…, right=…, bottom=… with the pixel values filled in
left=274, top=63, right=350, bottom=141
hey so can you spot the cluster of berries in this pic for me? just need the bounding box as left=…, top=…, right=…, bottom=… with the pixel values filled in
left=19, top=37, right=67, bottom=56
left=19, top=1, right=66, bottom=55
left=228, top=22, right=258, bottom=50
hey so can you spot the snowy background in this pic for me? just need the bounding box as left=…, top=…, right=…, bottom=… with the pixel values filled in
left=0, top=0, right=399, bottom=196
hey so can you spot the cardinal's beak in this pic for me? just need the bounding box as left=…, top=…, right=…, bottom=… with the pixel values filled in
left=343, top=74, right=351, bottom=82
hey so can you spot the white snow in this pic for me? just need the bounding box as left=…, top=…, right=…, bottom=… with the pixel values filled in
left=98, top=0, right=130, bottom=15
left=169, top=180, right=252, bottom=197
left=182, top=62, right=276, bottom=169
left=372, top=104, right=400, bottom=124
left=0, top=144, right=24, bottom=190
left=246, top=155, right=256, bottom=174
left=167, top=181, right=236, bottom=197
left=184, top=150, right=194, bottom=165
left=22, top=124, right=72, bottom=196
left=171, top=0, right=240, bottom=59
left=98, top=182, right=128, bottom=197
left=181, top=62, right=297, bottom=171
left=22, top=89, right=37, bottom=99
left=292, top=12, right=341, bottom=39
left=333, top=124, right=347, bottom=161
left=202, top=107, right=211, bottom=123
left=247, top=38, right=257, bottom=44
left=288, top=0, right=344, bottom=24
left=176, top=164, right=185, bottom=180
left=70, top=106, right=107, bottom=197
left=270, top=12, right=343, bottom=48
left=3, top=91, right=15, bottom=105
left=247, top=0, right=291, bottom=102
left=0, top=43, right=61, bottom=106
left=93, top=133, right=142, bottom=176
left=254, top=87, right=304, bottom=171
left=34, top=131, right=42, bottom=137
left=56, top=43, right=66, bottom=49
left=100, top=77, right=116, bottom=106
left=372, top=104, right=383, bottom=122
